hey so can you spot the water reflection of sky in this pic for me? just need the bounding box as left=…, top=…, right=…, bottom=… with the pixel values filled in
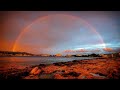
left=0, top=57, right=97, bottom=70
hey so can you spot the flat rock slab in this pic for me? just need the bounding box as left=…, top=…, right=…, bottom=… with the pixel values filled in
left=90, top=73, right=106, bottom=79
left=39, top=73, right=54, bottom=79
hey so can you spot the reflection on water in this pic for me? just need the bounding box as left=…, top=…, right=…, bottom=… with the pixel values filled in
left=0, top=57, right=97, bottom=70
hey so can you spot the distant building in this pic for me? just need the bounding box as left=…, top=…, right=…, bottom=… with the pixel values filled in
left=41, top=54, right=50, bottom=57
left=76, top=54, right=82, bottom=57
left=112, top=53, right=120, bottom=58
left=66, top=54, right=72, bottom=57
left=100, top=53, right=120, bottom=58
left=55, top=53, right=62, bottom=57
left=119, top=53, right=120, bottom=56
left=100, top=54, right=109, bottom=58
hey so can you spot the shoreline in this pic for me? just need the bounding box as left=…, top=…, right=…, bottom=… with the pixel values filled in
left=0, top=58, right=120, bottom=79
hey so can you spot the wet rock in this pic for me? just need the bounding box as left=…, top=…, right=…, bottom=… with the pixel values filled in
left=72, top=60, right=78, bottom=62
left=39, top=64, right=46, bottom=67
left=64, top=62, right=73, bottom=66
left=53, top=62, right=65, bottom=66
left=62, top=70, right=65, bottom=72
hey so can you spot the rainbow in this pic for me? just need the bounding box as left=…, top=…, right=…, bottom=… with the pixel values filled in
left=12, top=14, right=106, bottom=52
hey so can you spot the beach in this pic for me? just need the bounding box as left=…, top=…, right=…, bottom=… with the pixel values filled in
left=0, top=58, right=120, bottom=79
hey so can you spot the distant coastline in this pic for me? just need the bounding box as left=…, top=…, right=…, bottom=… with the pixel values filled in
left=0, top=51, right=120, bottom=58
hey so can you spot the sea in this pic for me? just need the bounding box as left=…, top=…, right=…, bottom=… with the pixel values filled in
left=0, top=57, right=97, bottom=70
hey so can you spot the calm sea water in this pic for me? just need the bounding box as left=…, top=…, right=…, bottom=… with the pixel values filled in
left=0, top=57, right=97, bottom=70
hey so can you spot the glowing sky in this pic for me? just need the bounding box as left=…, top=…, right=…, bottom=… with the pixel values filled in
left=0, top=11, right=120, bottom=55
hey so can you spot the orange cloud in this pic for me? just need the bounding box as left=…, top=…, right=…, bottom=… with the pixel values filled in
left=64, top=49, right=87, bottom=53
left=63, top=48, right=102, bottom=53
left=103, top=47, right=113, bottom=52
left=64, top=49, right=74, bottom=53
left=76, top=49, right=86, bottom=52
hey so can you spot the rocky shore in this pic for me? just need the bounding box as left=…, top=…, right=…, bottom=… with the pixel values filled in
left=0, top=58, right=120, bottom=79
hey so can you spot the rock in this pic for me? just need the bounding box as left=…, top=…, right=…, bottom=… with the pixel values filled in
left=62, top=70, right=65, bottom=72
left=90, top=73, right=106, bottom=79
left=39, top=73, right=54, bottom=79
left=64, top=62, right=73, bottom=66
left=34, top=69, right=41, bottom=75
left=90, top=73, right=100, bottom=77
left=82, top=76, right=86, bottom=79
left=53, top=62, right=65, bottom=66
left=62, top=72, right=80, bottom=77
left=30, top=67, right=41, bottom=75
left=29, top=74, right=34, bottom=77
left=39, top=64, right=46, bottom=67
left=72, top=60, right=78, bottom=62
left=54, top=74, right=64, bottom=79
left=95, top=72, right=107, bottom=76
left=24, top=75, right=39, bottom=79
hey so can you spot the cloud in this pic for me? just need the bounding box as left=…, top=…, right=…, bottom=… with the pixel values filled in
left=103, top=47, right=113, bottom=52
left=112, top=48, right=120, bottom=53
left=63, top=48, right=102, bottom=54
left=1, top=12, right=120, bottom=55
left=90, top=49, right=101, bottom=52
left=76, top=49, right=87, bottom=52
left=63, top=49, right=75, bottom=53
left=64, top=49, right=87, bottom=53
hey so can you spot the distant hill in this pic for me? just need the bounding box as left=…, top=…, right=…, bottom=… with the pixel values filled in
left=0, top=51, right=34, bottom=56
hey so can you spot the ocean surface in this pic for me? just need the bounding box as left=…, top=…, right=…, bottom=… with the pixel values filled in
left=0, top=57, right=97, bottom=70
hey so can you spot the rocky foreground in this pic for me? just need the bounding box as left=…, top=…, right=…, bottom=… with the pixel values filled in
left=0, top=58, right=120, bottom=79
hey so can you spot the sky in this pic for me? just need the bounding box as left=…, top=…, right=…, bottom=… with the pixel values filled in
left=0, top=11, right=120, bottom=55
